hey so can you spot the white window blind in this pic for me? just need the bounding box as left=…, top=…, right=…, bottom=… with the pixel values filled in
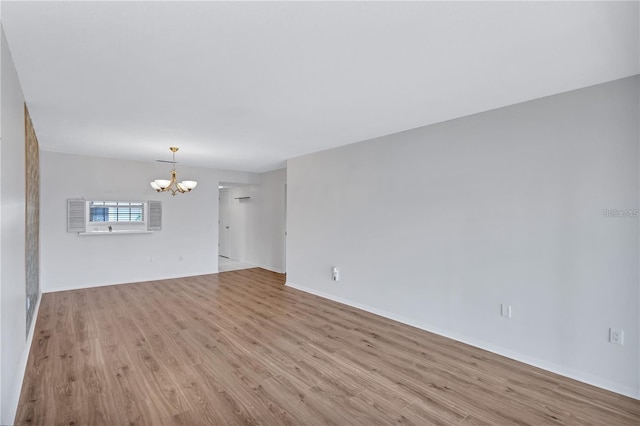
left=89, top=201, right=144, bottom=223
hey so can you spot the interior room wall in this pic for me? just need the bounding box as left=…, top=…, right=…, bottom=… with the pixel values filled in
left=225, top=168, right=286, bottom=273
left=1, top=25, right=31, bottom=425
left=40, top=151, right=259, bottom=292
left=286, top=76, right=640, bottom=398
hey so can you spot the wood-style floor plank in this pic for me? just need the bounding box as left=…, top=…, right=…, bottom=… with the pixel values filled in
left=15, top=268, right=639, bottom=425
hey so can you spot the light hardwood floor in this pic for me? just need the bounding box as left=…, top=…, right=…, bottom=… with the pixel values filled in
left=16, top=268, right=639, bottom=425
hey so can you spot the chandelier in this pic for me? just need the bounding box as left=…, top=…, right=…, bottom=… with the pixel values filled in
left=150, top=147, right=198, bottom=196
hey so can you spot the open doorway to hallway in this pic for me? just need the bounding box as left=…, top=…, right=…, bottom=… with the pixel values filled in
left=218, top=171, right=287, bottom=274
left=218, top=183, right=256, bottom=272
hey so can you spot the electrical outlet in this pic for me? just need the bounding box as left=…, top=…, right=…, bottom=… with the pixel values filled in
left=609, top=328, right=624, bottom=345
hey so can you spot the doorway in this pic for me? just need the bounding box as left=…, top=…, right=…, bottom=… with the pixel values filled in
left=217, top=179, right=286, bottom=273
left=219, top=188, right=231, bottom=258
left=218, top=184, right=256, bottom=272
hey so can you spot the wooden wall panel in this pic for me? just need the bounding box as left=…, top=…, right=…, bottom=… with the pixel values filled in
left=25, top=105, right=40, bottom=335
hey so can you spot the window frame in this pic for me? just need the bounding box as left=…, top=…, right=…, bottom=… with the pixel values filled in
left=85, top=200, right=148, bottom=231
left=88, top=200, right=146, bottom=225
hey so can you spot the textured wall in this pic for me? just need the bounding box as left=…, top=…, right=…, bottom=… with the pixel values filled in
left=24, top=106, right=40, bottom=335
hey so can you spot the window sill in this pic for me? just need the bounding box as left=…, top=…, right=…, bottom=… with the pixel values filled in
left=78, top=230, right=153, bottom=236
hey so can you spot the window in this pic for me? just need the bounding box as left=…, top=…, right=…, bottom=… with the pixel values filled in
left=89, top=201, right=144, bottom=223
left=67, top=199, right=161, bottom=234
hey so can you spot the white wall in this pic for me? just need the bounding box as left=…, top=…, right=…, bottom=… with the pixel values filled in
left=286, top=76, right=640, bottom=398
left=40, top=151, right=258, bottom=292
left=225, top=168, right=287, bottom=273
left=0, top=24, right=32, bottom=425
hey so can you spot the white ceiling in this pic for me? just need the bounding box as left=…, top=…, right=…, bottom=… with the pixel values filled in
left=1, top=1, right=638, bottom=172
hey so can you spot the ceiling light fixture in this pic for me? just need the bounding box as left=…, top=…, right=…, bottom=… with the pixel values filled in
left=150, top=147, right=198, bottom=196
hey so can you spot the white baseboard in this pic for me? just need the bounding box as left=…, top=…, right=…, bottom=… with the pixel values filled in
left=3, top=291, right=42, bottom=425
left=285, top=281, right=639, bottom=400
